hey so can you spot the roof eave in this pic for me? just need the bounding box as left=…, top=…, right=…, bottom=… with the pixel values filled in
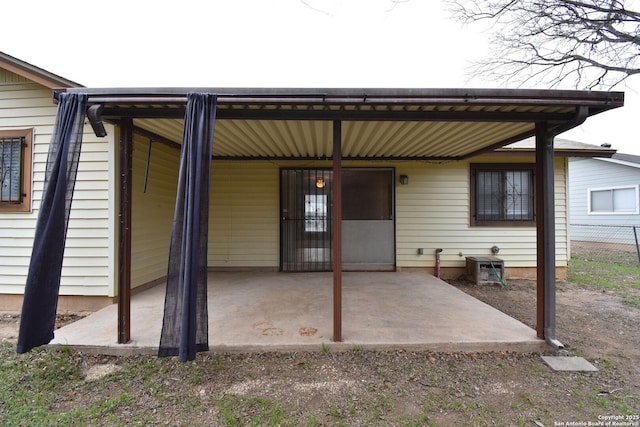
left=594, top=156, right=640, bottom=168
left=0, top=51, right=82, bottom=89
left=61, top=86, right=624, bottom=112
left=493, top=147, right=617, bottom=158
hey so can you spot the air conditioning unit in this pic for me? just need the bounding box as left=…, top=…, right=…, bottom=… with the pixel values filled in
left=465, top=256, right=505, bottom=285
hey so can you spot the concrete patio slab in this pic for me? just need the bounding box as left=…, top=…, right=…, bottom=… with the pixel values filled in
left=50, top=271, right=546, bottom=355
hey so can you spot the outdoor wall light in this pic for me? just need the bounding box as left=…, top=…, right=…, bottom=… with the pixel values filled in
left=399, top=175, right=409, bottom=185
left=315, top=179, right=325, bottom=189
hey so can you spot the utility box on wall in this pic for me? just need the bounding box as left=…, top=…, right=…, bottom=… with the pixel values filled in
left=466, top=256, right=505, bottom=285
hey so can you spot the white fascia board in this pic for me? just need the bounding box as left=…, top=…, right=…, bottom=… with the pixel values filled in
left=594, top=157, right=640, bottom=169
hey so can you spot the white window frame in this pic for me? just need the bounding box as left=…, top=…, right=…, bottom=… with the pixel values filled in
left=587, top=185, right=640, bottom=215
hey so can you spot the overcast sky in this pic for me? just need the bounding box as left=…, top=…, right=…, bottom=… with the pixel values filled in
left=3, top=0, right=639, bottom=153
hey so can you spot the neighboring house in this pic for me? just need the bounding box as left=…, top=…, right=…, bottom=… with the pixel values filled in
left=569, top=152, right=640, bottom=246
left=0, top=51, right=623, bottom=325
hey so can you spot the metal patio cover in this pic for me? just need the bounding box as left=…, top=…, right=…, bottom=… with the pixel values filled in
left=66, top=87, right=624, bottom=159
left=60, top=86, right=625, bottom=352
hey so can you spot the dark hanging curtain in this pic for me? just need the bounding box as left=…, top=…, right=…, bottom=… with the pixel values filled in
left=159, top=93, right=217, bottom=361
left=17, top=93, right=87, bottom=354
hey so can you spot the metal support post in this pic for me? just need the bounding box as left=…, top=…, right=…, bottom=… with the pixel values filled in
left=332, top=120, right=343, bottom=342
left=118, top=118, right=133, bottom=344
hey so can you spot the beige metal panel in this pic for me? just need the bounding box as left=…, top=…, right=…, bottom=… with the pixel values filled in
left=135, top=117, right=536, bottom=159
left=217, top=120, right=278, bottom=156
left=213, top=120, right=333, bottom=157
left=135, top=118, right=183, bottom=143
left=214, top=120, right=533, bottom=157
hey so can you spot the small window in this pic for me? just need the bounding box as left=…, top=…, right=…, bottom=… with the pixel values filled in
left=588, top=186, right=639, bottom=214
left=471, top=164, right=535, bottom=226
left=0, top=129, right=32, bottom=212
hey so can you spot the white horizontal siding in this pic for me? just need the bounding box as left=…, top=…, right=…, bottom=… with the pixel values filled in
left=0, top=71, right=115, bottom=296
left=570, top=158, right=640, bottom=225
left=132, top=158, right=282, bottom=271
left=1, top=68, right=571, bottom=294
left=569, top=157, right=640, bottom=244
left=396, top=157, right=568, bottom=269
left=130, top=137, right=180, bottom=287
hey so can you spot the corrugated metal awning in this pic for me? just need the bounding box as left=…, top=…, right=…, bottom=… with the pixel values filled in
left=62, top=87, right=624, bottom=160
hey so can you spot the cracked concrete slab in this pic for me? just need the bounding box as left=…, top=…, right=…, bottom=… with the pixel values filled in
left=51, top=271, right=546, bottom=355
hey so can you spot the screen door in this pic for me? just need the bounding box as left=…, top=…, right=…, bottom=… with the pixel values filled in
left=281, top=168, right=394, bottom=271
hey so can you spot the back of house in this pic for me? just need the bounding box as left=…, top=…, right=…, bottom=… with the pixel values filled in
left=0, top=52, right=621, bottom=313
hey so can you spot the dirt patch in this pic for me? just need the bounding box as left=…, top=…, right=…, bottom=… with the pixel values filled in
left=0, top=313, right=19, bottom=343
left=1, top=281, right=639, bottom=425
left=0, top=312, right=85, bottom=344
left=455, top=279, right=640, bottom=359
left=82, top=363, right=123, bottom=381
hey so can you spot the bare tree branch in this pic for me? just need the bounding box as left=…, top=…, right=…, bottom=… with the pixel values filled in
left=448, top=0, right=640, bottom=89
left=300, top=0, right=334, bottom=17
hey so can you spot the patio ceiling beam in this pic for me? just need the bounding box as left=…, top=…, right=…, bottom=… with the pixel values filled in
left=99, top=106, right=580, bottom=123
left=133, top=125, right=181, bottom=150
left=210, top=155, right=466, bottom=161
left=61, top=86, right=624, bottom=109
left=460, top=130, right=537, bottom=160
